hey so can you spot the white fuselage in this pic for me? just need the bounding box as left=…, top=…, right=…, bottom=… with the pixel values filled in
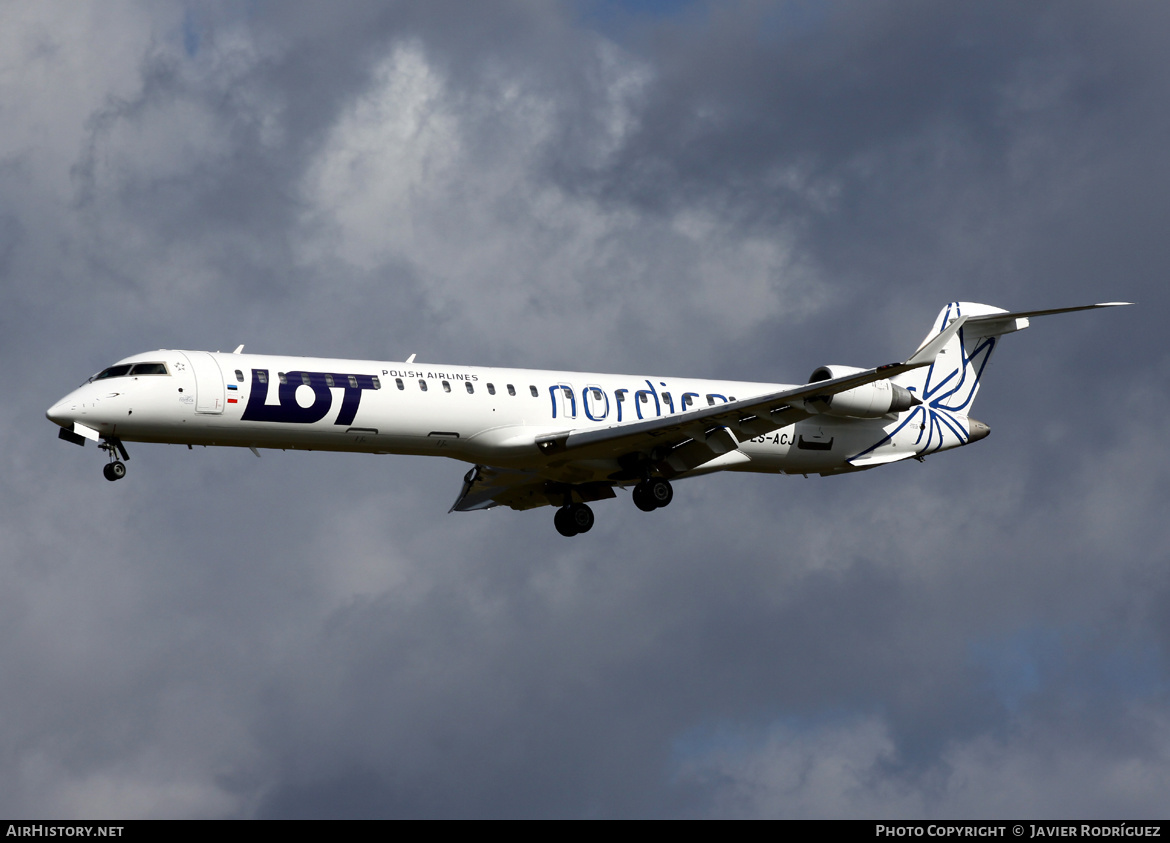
left=46, top=348, right=963, bottom=485
left=48, top=301, right=1126, bottom=531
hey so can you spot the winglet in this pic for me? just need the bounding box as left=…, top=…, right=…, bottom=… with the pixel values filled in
left=907, top=314, right=968, bottom=367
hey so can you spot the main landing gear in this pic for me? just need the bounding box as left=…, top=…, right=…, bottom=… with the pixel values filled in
left=632, top=478, right=673, bottom=512
left=99, top=438, right=129, bottom=482
left=551, top=478, right=674, bottom=537
left=554, top=503, right=595, bottom=537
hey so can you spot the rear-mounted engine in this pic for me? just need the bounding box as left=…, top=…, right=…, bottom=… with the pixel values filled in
left=805, top=365, right=919, bottom=418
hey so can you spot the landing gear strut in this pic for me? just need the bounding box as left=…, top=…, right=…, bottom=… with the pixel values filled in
left=99, top=438, right=129, bottom=482
left=632, top=478, right=673, bottom=512
left=554, top=502, right=594, bottom=537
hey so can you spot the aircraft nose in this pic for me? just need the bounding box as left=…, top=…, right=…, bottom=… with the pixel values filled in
left=46, top=397, right=79, bottom=429
left=46, top=402, right=68, bottom=427
left=967, top=417, right=991, bottom=443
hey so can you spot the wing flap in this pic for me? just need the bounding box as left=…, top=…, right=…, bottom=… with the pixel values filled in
left=661, top=425, right=740, bottom=474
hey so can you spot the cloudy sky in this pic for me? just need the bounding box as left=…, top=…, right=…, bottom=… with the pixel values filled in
left=4, top=0, right=1168, bottom=818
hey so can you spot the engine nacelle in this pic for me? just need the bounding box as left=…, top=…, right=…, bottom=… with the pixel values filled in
left=805, top=365, right=919, bottom=418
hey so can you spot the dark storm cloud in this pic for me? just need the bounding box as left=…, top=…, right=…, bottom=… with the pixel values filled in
left=547, top=0, right=1170, bottom=363
left=2, top=0, right=1168, bottom=818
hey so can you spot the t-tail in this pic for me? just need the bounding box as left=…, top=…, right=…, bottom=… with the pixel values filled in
left=895, top=301, right=1131, bottom=413
left=886, top=300, right=1130, bottom=454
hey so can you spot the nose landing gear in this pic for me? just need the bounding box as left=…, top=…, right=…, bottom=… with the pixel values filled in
left=99, top=438, right=129, bottom=482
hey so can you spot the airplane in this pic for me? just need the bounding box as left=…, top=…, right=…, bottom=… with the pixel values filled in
left=46, top=301, right=1128, bottom=536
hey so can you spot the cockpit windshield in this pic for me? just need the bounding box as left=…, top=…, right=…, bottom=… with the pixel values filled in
left=91, top=362, right=170, bottom=382
left=93, top=364, right=132, bottom=381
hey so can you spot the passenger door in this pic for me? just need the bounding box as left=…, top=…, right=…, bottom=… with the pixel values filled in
left=179, top=351, right=225, bottom=414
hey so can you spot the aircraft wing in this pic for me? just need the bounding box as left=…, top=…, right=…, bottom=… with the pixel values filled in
left=450, top=465, right=545, bottom=512
left=450, top=464, right=617, bottom=512
left=529, top=314, right=968, bottom=472
left=452, top=315, right=967, bottom=510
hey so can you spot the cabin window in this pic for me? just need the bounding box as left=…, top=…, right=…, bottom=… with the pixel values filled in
left=396, top=378, right=404, bottom=390
left=639, top=393, right=648, bottom=403
left=487, top=383, right=496, bottom=395
left=683, top=394, right=694, bottom=407
left=278, top=373, right=288, bottom=385
left=529, top=385, right=538, bottom=397
left=615, top=389, right=627, bottom=401
left=442, top=381, right=451, bottom=392
left=371, top=376, right=381, bottom=389
left=507, top=384, right=516, bottom=396
left=301, top=373, right=311, bottom=386
left=729, top=396, right=736, bottom=402
left=325, top=374, right=335, bottom=387
left=234, top=370, right=244, bottom=382
left=465, top=382, right=474, bottom=394
left=257, top=371, right=268, bottom=384
left=419, top=380, right=427, bottom=392
left=662, top=391, right=672, bottom=403
left=348, top=375, right=359, bottom=389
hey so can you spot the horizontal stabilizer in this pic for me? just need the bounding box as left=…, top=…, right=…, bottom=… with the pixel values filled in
left=964, top=302, right=1132, bottom=323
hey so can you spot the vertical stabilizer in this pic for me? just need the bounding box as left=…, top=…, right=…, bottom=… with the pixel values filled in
left=892, top=302, right=1026, bottom=414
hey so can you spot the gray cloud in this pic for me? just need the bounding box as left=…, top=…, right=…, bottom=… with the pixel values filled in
left=2, top=0, right=1167, bottom=818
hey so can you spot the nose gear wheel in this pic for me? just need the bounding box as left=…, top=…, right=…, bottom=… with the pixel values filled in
left=98, top=438, right=129, bottom=481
